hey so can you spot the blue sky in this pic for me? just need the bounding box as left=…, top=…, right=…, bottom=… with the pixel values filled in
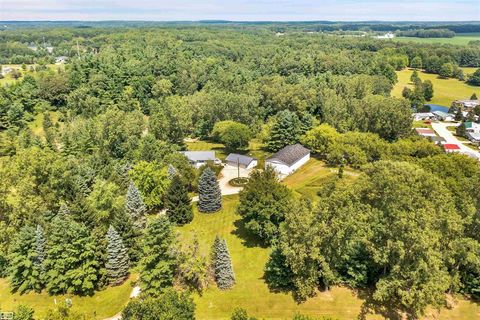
left=1, top=0, right=479, bottom=21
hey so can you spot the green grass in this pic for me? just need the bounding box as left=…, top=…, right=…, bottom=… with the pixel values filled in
left=28, top=111, right=61, bottom=137
left=0, top=274, right=138, bottom=319
left=0, top=64, right=63, bottom=87
left=393, top=34, right=480, bottom=46
left=392, top=68, right=480, bottom=107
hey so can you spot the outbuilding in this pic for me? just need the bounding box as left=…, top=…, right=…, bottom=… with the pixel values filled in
left=225, top=153, right=257, bottom=169
left=443, top=144, right=461, bottom=153
left=180, top=151, right=221, bottom=168
left=265, top=144, right=310, bottom=176
left=433, top=111, right=455, bottom=122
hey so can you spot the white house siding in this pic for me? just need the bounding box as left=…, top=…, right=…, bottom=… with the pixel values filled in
left=266, top=154, right=310, bottom=176
left=226, top=159, right=258, bottom=169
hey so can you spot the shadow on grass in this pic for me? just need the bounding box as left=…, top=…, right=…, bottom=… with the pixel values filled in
left=355, top=288, right=403, bottom=320
left=231, top=217, right=268, bottom=249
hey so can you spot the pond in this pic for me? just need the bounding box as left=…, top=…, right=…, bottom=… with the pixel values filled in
left=425, top=104, right=450, bottom=112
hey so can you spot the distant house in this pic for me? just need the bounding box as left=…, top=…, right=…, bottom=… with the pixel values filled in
left=466, top=132, right=480, bottom=144
left=265, top=144, right=310, bottom=176
left=55, top=56, right=68, bottom=64
left=415, top=128, right=436, bottom=137
left=433, top=111, right=455, bottom=122
left=452, top=100, right=480, bottom=111
left=464, top=121, right=480, bottom=133
left=225, top=153, right=257, bottom=169
left=443, top=144, right=461, bottom=153
left=180, top=151, right=220, bottom=168
left=413, top=112, right=435, bottom=121
left=1, top=66, right=13, bottom=76
left=376, top=32, right=395, bottom=39
left=427, top=136, right=446, bottom=145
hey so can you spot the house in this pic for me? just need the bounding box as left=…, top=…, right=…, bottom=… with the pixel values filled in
left=466, top=132, right=480, bottom=144
left=433, top=111, right=455, bottom=122
left=180, top=151, right=221, bottom=168
left=464, top=121, right=480, bottom=133
left=55, top=56, right=68, bottom=64
left=415, top=128, right=436, bottom=137
left=427, top=136, right=446, bottom=145
left=1, top=66, right=13, bottom=76
left=413, top=112, right=435, bottom=121
left=265, top=144, right=310, bottom=176
left=452, top=100, right=479, bottom=111
left=376, top=32, right=395, bottom=39
left=225, top=153, right=257, bottom=169
left=443, top=144, right=461, bottom=153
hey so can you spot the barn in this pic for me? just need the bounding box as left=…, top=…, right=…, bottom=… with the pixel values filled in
left=265, top=144, right=310, bottom=176
left=225, top=153, right=257, bottom=169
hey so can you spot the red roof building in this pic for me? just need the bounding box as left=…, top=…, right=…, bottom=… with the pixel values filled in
left=443, top=144, right=461, bottom=152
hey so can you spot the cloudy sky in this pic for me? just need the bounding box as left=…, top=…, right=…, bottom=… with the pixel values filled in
left=1, top=0, right=479, bottom=21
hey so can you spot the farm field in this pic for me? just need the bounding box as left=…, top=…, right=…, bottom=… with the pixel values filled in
left=393, top=33, right=480, bottom=45
left=392, top=68, right=480, bottom=107
left=0, top=274, right=138, bottom=319
left=179, top=162, right=480, bottom=320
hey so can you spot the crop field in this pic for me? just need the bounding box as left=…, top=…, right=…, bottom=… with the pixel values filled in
left=393, top=33, right=480, bottom=45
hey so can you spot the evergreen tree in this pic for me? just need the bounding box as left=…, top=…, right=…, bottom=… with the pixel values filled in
left=422, top=80, right=434, bottom=101
left=113, top=210, right=141, bottom=263
left=125, top=182, right=147, bottom=229
left=211, top=237, right=235, bottom=290
left=266, top=110, right=302, bottom=152
left=14, top=305, right=34, bottom=320
left=456, top=122, right=467, bottom=137
left=455, top=108, right=464, bottom=122
left=410, top=69, right=421, bottom=84
left=105, top=226, right=130, bottom=286
left=45, top=213, right=100, bottom=295
left=139, top=215, right=177, bottom=296
left=8, top=225, right=44, bottom=293
left=58, top=203, right=70, bottom=216
left=165, top=174, right=193, bottom=225
left=471, top=93, right=478, bottom=100
left=34, top=225, right=46, bottom=279
left=198, top=167, right=222, bottom=213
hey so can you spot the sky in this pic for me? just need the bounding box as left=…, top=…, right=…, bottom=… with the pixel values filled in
left=1, top=0, right=479, bottom=21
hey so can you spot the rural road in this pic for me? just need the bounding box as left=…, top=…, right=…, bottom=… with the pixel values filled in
left=431, top=122, right=480, bottom=159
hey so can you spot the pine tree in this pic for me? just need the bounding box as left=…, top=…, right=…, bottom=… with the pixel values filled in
left=34, top=225, right=46, bottom=279
left=58, top=203, right=70, bottom=216
left=113, top=210, right=141, bottom=263
left=266, top=110, right=302, bottom=152
left=45, top=213, right=100, bottom=295
left=165, top=174, right=193, bottom=225
left=139, top=215, right=177, bottom=296
left=198, top=167, right=222, bottom=213
left=125, top=182, right=147, bottom=229
left=471, top=93, right=478, bottom=100
left=105, top=226, right=130, bottom=286
left=211, top=237, right=235, bottom=290
left=8, top=225, right=44, bottom=293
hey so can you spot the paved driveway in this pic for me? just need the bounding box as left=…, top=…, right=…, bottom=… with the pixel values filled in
left=431, top=122, right=480, bottom=159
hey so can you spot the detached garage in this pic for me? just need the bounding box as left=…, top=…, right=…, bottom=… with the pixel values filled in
left=265, top=144, right=310, bottom=176
left=225, top=153, right=258, bottom=169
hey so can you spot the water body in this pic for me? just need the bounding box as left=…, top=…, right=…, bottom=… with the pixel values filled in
left=425, top=104, right=450, bottom=113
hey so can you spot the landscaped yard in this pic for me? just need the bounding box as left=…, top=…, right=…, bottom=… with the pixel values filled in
left=392, top=68, right=480, bottom=107
left=0, top=274, right=138, bottom=319
left=0, top=64, right=62, bottom=87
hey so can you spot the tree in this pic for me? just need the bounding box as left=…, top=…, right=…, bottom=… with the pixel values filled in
left=422, top=80, right=434, bottom=101
left=125, top=181, right=147, bottom=229
left=14, top=305, right=34, bottom=320
left=165, top=174, right=193, bottom=225
left=455, top=108, right=464, bottom=122
left=139, top=215, right=177, bottom=296
left=130, top=161, right=170, bottom=210
left=177, top=236, right=209, bottom=292
left=8, top=225, right=44, bottom=293
left=439, top=62, right=454, bottom=78
left=300, top=124, right=340, bottom=158
left=106, top=226, right=130, bottom=286
left=212, top=120, right=251, bottom=150
left=410, top=69, right=421, bottom=84
left=34, top=225, right=46, bottom=281
left=471, top=93, right=478, bottom=100
left=410, top=56, right=423, bottom=69
left=468, top=69, right=480, bottom=86
left=237, top=166, right=292, bottom=244
left=266, top=110, right=302, bottom=152
left=122, top=289, right=195, bottom=320
left=456, top=122, right=467, bottom=137
left=211, top=236, right=235, bottom=290
left=198, top=167, right=222, bottom=213
left=45, top=213, right=100, bottom=295
left=231, top=308, right=257, bottom=320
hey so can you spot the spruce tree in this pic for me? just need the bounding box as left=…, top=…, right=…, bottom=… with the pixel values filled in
left=139, top=215, right=177, bottom=296
left=125, top=181, right=147, bottom=229
left=105, top=226, right=130, bottom=285
left=34, top=225, right=46, bottom=279
left=113, top=210, right=141, bottom=263
left=211, top=237, right=235, bottom=290
left=198, top=167, right=222, bottom=213
left=8, top=225, right=44, bottom=293
left=266, top=110, right=302, bottom=152
left=165, top=174, right=193, bottom=225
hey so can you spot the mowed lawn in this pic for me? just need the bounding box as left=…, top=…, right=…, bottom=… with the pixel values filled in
left=0, top=274, right=138, bottom=319
left=392, top=68, right=480, bottom=107
left=0, top=64, right=62, bottom=87
left=393, top=34, right=480, bottom=46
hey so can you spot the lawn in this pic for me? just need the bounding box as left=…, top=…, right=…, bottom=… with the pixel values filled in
left=393, top=34, right=480, bottom=46
left=392, top=68, right=480, bottom=107
left=0, top=274, right=138, bottom=319
left=0, top=64, right=63, bottom=87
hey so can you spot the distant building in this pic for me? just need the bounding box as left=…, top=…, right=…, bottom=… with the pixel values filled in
left=265, top=144, right=310, bottom=176
left=413, top=112, right=435, bottom=121
left=432, top=111, right=455, bottom=122
left=180, top=151, right=221, bottom=168
left=443, top=144, right=461, bottom=153
left=55, top=56, right=68, bottom=64
left=225, top=153, right=257, bottom=169
left=464, top=121, right=480, bottom=134
left=452, top=100, right=480, bottom=111
left=466, top=132, right=480, bottom=144
left=376, top=32, right=395, bottom=39
left=427, top=136, right=446, bottom=145
left=415, top=128, right=436, bottom=137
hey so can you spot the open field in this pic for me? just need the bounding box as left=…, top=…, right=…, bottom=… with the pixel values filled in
left=0, top=64, right=63, bottom=86
left=394, top=34, right=480, bottom=45
left=0, top=274, right=138, bottom=319
left=392, top=68, right=480, bottom=107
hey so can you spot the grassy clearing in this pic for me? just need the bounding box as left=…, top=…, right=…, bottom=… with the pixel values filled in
left=0, top=274, right=138, bottom=319
left=28, top=111, right=61, bottom=137
left=0, top=64, right=63, bottom=87
left=392, top=68, right=480, bottom=107
left=393, top=34, right=480, bottom=46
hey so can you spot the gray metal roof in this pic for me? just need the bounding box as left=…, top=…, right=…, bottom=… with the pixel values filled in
left=266, top=144, right=310, bottom=166
left=225, top=153, right=256, bottom=166
left=180, top=151, right=216, bottom=162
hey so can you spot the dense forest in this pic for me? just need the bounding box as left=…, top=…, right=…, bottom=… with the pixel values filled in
left=0, top=23, right=480, bottom=319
